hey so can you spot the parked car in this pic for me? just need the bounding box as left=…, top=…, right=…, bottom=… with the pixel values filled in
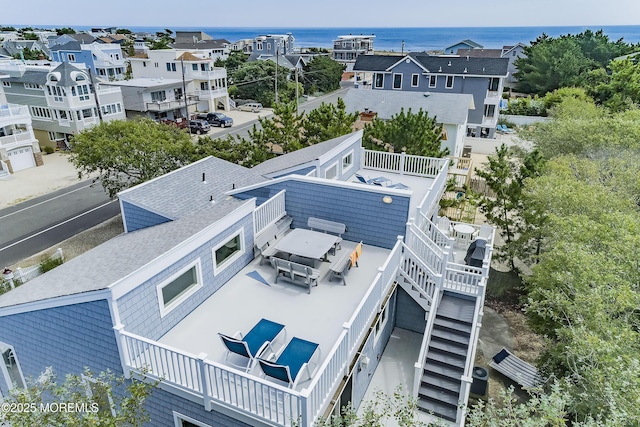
left=188, top=119, right=211, bottom=135
left=197, top=112, right=233, bottom=128
left=237, top=102, right=263, bottom=113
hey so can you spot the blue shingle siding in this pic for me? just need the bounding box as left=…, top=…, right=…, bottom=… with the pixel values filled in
left=0, top=299, right=121, bottom=396
left=122, top=200, right=172, bottom=232
left=350, top=291, right=397, bottom=410
left=395, top=287, right=427, bottom=333
left=236, top=181, right=409, bottom=249
left=143, top=389, right=252, bottom=427
left=117, top=213, right=254, bottom=340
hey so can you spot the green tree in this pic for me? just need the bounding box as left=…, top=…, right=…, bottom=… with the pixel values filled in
left=69, top=119, right=197, bottom=198
left=149, top=29, right=174, bottom=50
left=193, top=134, right=274, bottom=168
left=303, top=98, right=358, bottom=145
left=362, top=108, right=447, bottom=157
left=22, top=32, right=38, bottom=41
left=55, top=27, right=76, bottom=35
left=246, top=102, right=306, bottom=153
left=115, top=28, right=132, bottom=35
left=1, top=368, right=156, bottom=426
left=302, top=55, right=345, bottom=94
left=231, top=61, right=298, bottom=107
left=12, top=47, right=46, bottom=61
left=587, top=58, right=640, bottom=111
left=215, top=50, right=249, bottom=72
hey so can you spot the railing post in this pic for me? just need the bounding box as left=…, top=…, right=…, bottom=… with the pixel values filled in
left=56, top=248, right=64, bottom=262
left=15, top=267, right=23, bottom=283
left=113, top=324, right=131, bottom=379
left=300, top=393, right=308, bottom=427
left=198, top=353, right=212, bottom=411
left=400, top=152, right=406, bottom=175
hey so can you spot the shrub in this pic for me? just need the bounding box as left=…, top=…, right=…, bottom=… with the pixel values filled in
left=43, top=146, right=55, bottom=154
left=39, top=256, right=63, bottom=274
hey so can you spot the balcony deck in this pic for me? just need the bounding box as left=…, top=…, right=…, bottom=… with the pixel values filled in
left=159, top=238, right=392, bottom=390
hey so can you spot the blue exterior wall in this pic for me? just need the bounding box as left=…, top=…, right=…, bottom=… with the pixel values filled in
left=121, top=200, right=172, bottom=233
left=445, top=42, right=474, bottom=55
left=316, top=146, right=362, bottom=182
left=235, top=180, right=410, bottom=249
left=395, top=287, right=427, bottom=333
left=116, top=213, right=254, bottom=340
left=0, top=299, right=121, bottom=395
left=350, top=291, right=397, bottom=409
left=144, top=389, right=251, bottom=427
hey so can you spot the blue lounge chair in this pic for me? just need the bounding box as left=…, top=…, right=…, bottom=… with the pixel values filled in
left=257, top=337, right=320, bottom=388
left=218, top=318, right=286, bottom=372
left=388, top=182, right=410, bottom=190
left=356, top=174, right=391, bottom=186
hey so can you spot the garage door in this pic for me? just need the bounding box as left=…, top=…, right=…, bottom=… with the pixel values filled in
left=7, top=147, right=35, bottom=172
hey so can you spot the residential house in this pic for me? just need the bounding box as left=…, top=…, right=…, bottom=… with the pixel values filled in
left=171, top=31, right=230, bottom=62
left=342, top=89, right=474, bottom=157
left=101, top=77, right=197, bottom=122
left=0, top=59, right=125, bottom=149
left=353, top=54, right=509, bottom=138
left=48, top=33, right=96, bottom=48
left=50, top=41, right=127, bottom=81
left=129, top=49, right=230, bottom=112
left=0, top=130, right=494, bottom=427
left=231, top=39, right=253, bottom=54
left=97, top=34, right=130, bottom=46
left=0, top=73, right=42, bottom=174
left=458, top=43, right=527, bottom=89
left=250, top=34, right=295, bottom=58
left=0, top=40, right=49, bottom=59
left=443, top=39, right=482, bottom=55
left=332, top=35, right=375, bottom=72
left=90, top=27, right=118, bottom=38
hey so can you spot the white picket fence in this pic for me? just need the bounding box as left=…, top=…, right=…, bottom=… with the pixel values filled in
left=2, top=248, right=64, bottom=290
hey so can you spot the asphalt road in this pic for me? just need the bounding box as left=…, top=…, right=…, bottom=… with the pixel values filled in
left=0, top=181, right=120, bottom=267
left=214, top=86, right=352, bottom=141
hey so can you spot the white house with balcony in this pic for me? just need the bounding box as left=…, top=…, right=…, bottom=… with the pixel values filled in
left=0, top=74, right=41, bottom=174
left=50, top=41, right=127, bottom=81
left=129, top=49, right=230, bottom=113
left=332, top=35, right=375, bottom=72
left=0, top=130, right=494, bottom=427
left=0, top=60, right=125, bottom=149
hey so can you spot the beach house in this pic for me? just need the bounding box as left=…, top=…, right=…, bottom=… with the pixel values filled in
left=0, top=130, right=494, bottom=427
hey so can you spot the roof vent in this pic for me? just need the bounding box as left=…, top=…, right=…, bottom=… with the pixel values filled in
left=202, top=172, right=206, bottom=184
left=448, top=61, right=452, bottom=66
left=464, top=68, right=467, bottom=73
left=466, top=55, right=469, bottom=61
left=438, top=66, right=442, bottom=72
left=423, top=92, right=431, bottom=97
left=482, top=67, right=485, bottom=72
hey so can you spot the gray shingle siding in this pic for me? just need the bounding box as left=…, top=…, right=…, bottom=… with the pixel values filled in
left=236, top=180, right=409, bottom=249
left=122, top=201, right=172, bottom=232
left=0, top=299, right=121, bottom=395
left=117, top=213, right=254, bottom=340
left=395, top=287, right=427, bottom=333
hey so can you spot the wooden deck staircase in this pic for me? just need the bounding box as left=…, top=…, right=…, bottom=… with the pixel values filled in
left=416, top=292, right=476, bottom=422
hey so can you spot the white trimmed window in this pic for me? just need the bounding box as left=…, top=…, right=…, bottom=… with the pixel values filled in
left=157, top=260, right=202, bottom=317
left=82, top=375, right=115, bottom=416
left=429, top=75, right=437, bottom=88
left=411, top=73, right=419, bottom=87
left=68, top=53, right=76, bottom=62
left=374, top=73, right=384, bottom=88
left=0, top=342, right=26, bottom=390
left=342, top=150, right=354, bottom=173
left=446, top=75, right=454, bottom=89
left=173, top=411, right=212, bottom=427
left=257, top=42, right=263, bottom=50
left=325, top=161, right=339, bottom=180
left=2, top=81, right=10, bottom=88
left=25, top=83, right=42, bottom=90
left=392, top=73, right=402, bottom=90
left=212, top=230, right=245, bottom=275
left=373, top=303, right=389, bottom=344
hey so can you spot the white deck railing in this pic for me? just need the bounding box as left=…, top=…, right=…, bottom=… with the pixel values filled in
left=413, top=289, right=441, bottom=396
left=0, top=105, right=29, bottom=119
left=405, top=226, right=445, bottom=277
left=442, top=263, right=486, bottom=297
left=415, top=158, right=449, bottom=219
left=362, top=149, right=447, bottom=178
left=253, top=189, right=286, bottom=236
left=115, top=237, right=404, bottom=427
left=0, top=131, right=33, bottom=147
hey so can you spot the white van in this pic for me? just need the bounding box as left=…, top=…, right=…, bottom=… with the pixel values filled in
left=237, top=102, right=263, bottom=112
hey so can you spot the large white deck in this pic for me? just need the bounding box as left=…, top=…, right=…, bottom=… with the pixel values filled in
left=159, top=239, right=392, bottom=390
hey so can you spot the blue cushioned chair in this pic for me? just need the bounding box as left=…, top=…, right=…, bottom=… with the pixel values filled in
left=218, top=318, right=286, bottom=372
left=257, top=337, right=320, bottom=388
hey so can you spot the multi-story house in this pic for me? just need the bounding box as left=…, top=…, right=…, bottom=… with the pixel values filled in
left=129, top=49, right=230, bottom=113
left=0, top=130, right=494, bottom=427
left=353, top=54, right=509, bottom=138
left=50, top=41, right=127, bottom=81
left=0, top=59, right=125, bottom=149
left=0, top=73, right=41, bottom=174
left=457, top=43, right=527, bottom=90
left=172, top=31, right=230, bottom=62
left=231, top=39, right=253, bottom=54
left=48, top=33, right=96, bottom=48
left=250, top=34, right=295, bottom=58
left=332, top=35, right=375, bottom=72
left=0, top=40, right=49, bottom=60
left=101, top=77, right=198, bottom=122
left=443, top=39, right=482, bottom=55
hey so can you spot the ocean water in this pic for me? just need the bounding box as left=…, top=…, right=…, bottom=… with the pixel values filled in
left=86, top=25, right=640, bottom=52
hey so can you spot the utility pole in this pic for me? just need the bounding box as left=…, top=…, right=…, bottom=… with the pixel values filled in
left=88, top=69, right=103, bottom=123
left=295, top=67, right=299, bottom=115
left=181, top=58, right=189, bottom=119
left=275, top=46, right=279, bottom=104
left=401, top=40, right=405, bottom=55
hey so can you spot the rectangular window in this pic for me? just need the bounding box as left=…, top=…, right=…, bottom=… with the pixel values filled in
left=213, top=231, right=244, bottom=274
left=157, top=261, right=202, bottom=316
left=59, top=110, right=68, bottom=119
left=71, top=86, right=77, bottom=96
left=429, top=75, right=437, bottom=88
left=392, top=73, right=402, bottom=90
left=411, top=73, right=419, bottom=87
left=0, top=343, right=26, bottom=390
left=83, top=375, right=115, bottom=416
left=192, top=64, right=198, bottom=71
left=166, top=62, right=177, bottom=72
left=151, top=91, right=166, bottom=102
left=173, top=411, right=212, bottom=427
left=374, top=73, right=384, bottom=88
left=325, top=161, right=339, bottom=180
left=143, top=62, right=147, bottom=67
left=154, top=62, right=159, bottom=68
left=82, top=108, right=92, bottom=118
left=342, top=151, right=354, bottom=172
left=488, top=77, right=500, bottom=91
left=174, top=88, right=183, bottom=100
left=446, top=75, right=454, bottom=89
left=24, top=83, right=41, bottom=90
left=374, top=304, right=388, bottom=344
left=484, top=104, right=496, bottom=117
left=200, top=82, right=209, bottom=91
left=257, top=42, right=263, bottom=50
left=68, top=53, right=75, bottom=62
left=200, top=63, right=207, bottom=71
left=2, top=81, right=10, bottom=87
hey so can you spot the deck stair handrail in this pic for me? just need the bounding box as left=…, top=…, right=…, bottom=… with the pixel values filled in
left=415, top=211, right=455, bottom=250
left=415, top=160, right=449, bottom=219
left=405, top=225, right=445, bottom=277
left=253, top=189, right=286, bottom=236
left=400, top=243, right=441, bottom=298
left=412, top=289, right=441, bottom=396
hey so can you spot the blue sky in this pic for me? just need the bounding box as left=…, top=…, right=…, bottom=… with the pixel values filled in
left=3, top=0, right=640, bottom=28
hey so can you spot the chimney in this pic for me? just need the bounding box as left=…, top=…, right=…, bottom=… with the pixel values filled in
left=360, top=109, right=377, bottom=122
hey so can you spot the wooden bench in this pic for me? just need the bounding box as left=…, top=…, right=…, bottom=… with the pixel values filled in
left=489, top=348, right=544, bottom=390
left=271, top=257, right=320, bottom=294
left=254, top=222, right=291, bottom=265
left=308, top=217, right=346, bottom=251
left=329, top=241, right=362, bottom=286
